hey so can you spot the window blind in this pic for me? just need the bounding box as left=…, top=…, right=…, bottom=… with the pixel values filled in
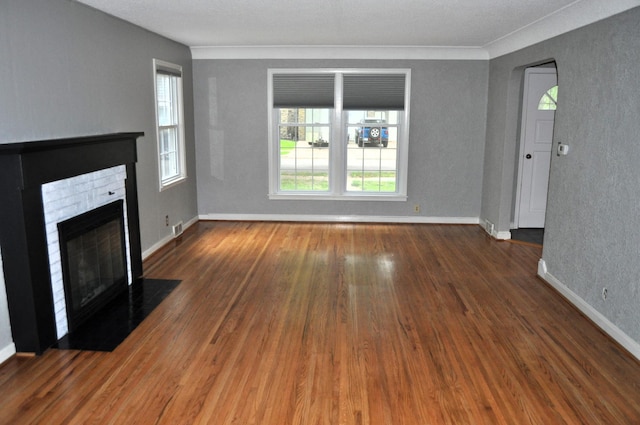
left=272, top=74, right=335, bottom=108
left=156, top=63, right=182, bottom=78
left=343, top=74, right=406, bottom=110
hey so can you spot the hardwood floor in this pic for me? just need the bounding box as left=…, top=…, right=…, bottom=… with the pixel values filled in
left=1, top=221, right=639, bottom=424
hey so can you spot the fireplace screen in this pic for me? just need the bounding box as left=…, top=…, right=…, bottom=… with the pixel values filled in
left=58, top=200, right=128, bottom=331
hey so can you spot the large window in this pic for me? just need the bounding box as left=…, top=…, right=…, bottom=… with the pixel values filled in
left=154, top=59, right=186, bottom=190
left=268, top=69, right=410, bottom=201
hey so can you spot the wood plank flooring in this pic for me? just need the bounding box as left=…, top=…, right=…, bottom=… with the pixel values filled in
left=1, top=221, right=639, bottom=424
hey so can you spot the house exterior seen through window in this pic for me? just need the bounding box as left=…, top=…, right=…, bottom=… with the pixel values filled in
left=268, top=69, right=411, bottom=201
left=154, top=59, right=186, bottom=190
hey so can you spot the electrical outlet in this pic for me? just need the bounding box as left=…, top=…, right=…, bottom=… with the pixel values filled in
left=413, top=204, right=421, bottom=213
left=602, top=288, right=608, bottom=301
left=165, top=215, right=169, bottom=226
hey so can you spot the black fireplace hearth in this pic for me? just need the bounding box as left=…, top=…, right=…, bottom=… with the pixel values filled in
left=55, top=278, right=181, bottom=352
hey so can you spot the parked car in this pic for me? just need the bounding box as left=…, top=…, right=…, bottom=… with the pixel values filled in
left=308, top=136, right=329, bottom=147
left=354, top=119, right=388, bottom=147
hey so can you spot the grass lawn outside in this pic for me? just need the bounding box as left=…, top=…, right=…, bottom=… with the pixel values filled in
left=280, top=139, right=297, bottom=156
left=279, top=171, right=397, bottom=192
left=280, top=171, right=329, bottom=191
left=349, top=171, right=396, bottom=192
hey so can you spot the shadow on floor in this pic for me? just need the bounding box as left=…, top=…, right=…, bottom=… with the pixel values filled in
left=510, top=228, right=544, bottom=246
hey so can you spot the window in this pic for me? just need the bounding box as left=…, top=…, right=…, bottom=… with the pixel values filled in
left=268, top=69, right=410, bottom=201
left=538, top=85, right=558, bottom=110
left=154, top=59, right=186, bottom=190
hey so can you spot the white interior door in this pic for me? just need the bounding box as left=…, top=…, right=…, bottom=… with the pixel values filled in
left=516, top=68, right=557, bottom=228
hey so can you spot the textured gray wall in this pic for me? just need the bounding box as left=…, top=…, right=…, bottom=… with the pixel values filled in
left=193, top=59, right=488, bottom=218
left=481, top=7, right=640, bottom=341
left=0, top=0, right=198, bottom=352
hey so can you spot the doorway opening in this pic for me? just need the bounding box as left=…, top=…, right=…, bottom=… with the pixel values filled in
left=512, top=63, right=558, bottom=245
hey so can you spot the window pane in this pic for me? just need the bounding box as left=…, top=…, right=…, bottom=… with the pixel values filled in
left=159, top=128, right=169, bottom=153
left=159, top=128, right=179, bottom=180
left=349, top=171, right=397, bottom=192
left=346, top=145, right=398, bottom=192
left=279, top=171, right=329, bottom=191
left=278, top=108, right=331, bottom=192
left=157, top=74, right=178, bottom=126
left=279, top=108, right=330, bottom=125
left=538, top=85, right=558, bottom=110
left=159, top=128, right=178, bottom=154
left=161, top=151, right=178, bottom=179
left=345, top=111, right=398, bottom=193
left=346, top=110, right=398, bottom=193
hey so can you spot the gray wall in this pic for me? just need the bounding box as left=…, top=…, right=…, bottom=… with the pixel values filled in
left=193, top=59, right=488, bottom=219
left=481, top=7, right=640, bottom=342
left=0, top=0, right=198, bottom=354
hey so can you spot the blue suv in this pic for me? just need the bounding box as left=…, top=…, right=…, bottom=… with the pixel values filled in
left=354, top=119, right=389, bottom=147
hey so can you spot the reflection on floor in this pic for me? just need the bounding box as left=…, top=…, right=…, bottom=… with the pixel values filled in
left=510, top=228, right=544, bottom=246
left=55, top=278, right=181, bottom=352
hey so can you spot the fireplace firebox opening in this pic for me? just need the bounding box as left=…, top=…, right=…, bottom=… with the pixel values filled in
left=58, top=200, right=128, bottom=332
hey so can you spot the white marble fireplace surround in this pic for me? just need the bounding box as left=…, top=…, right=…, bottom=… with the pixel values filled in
left=42, top=165, right=132, bottom=338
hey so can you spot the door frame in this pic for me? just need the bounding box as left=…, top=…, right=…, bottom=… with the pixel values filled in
left=513, top=66, right=557, bottom=230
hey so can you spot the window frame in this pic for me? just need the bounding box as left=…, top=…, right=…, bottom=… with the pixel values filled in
left=268, top=68, right=411, bottom=201
left=153, top=59, right=187, bottom=191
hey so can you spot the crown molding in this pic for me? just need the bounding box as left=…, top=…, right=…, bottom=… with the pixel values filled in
left=191, top=45, right=489, bottom=61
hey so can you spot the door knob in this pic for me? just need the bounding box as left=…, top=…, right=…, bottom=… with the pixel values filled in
left=526, top=154, right=532, bottom=159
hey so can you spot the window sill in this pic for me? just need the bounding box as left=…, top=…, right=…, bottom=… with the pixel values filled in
left=269, top=193, right=407, bottom=202
left=160, top=175, right=187, bottom=192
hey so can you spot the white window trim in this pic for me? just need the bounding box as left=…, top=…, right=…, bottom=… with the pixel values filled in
left=154, top=59, right=187, bottom=191
left=267, top=68, right=411, bottom=201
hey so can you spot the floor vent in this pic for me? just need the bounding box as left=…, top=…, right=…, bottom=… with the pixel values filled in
left=485, top=220, right=495, bottom=236
left=172, top=221, right=183, bottom=237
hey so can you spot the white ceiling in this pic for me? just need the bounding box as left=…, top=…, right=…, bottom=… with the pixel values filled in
left=74, top=0, right=639, bottom=59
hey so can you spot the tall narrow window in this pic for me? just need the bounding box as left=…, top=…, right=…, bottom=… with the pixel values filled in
left=154, top=59, right=186, bottom=190
left=268, top=69, right=410, bottom=201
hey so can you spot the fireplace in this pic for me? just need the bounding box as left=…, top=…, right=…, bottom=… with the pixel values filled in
left=0, top=133, right=144, bottom=354
left=58, top=201, right=128, bottom=332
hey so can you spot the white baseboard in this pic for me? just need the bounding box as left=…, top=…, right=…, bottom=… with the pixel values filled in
left=198, top=213, right=480, bottom=225
left=538, top=259, right=640, bottom=361
left=0, top=342, right=16, bottom=364
left=142, top=216, right=199, bottom=260
left=537, top=258, right=548, bottom=276
left=495, top=230, right=512, bottom=240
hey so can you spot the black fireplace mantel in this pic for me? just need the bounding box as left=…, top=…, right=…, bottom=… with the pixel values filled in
left=0, top=133, right=144, bottom=354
